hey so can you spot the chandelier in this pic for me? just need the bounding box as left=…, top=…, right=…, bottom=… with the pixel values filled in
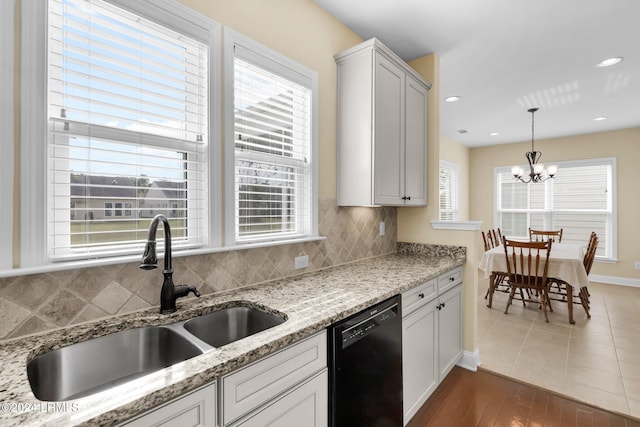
left=511, top=108, right=558, bottom=183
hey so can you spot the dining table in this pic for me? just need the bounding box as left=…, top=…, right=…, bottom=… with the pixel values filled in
left=479, top=242, right=589, bottom=324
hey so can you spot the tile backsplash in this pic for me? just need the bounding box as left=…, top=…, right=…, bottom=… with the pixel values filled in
left=0, top=199, right=396, bottom=341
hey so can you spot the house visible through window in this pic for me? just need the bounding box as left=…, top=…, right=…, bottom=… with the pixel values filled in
left=46, top=0, right=210, bottom=260
left=439, top=160, right=460, bottom=221
left=495, top=157, right=616, bottom=260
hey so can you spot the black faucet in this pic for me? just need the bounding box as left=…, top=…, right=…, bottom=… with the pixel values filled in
left=140, top=214, right=200, bottom=314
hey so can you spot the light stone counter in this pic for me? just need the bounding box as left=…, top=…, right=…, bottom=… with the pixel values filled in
left=0, top=247, right=464, bottom=426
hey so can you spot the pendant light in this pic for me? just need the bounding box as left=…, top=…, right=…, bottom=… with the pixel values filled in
left=511, top=108, right=558, bottom=183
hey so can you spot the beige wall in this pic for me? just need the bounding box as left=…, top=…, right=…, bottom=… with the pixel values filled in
left=469, top=127, right=640, bottom=281
left=398, top=54, right=480, bottom=356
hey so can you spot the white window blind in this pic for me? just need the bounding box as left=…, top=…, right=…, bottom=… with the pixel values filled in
left=496, top=157, right=615, bottom=259
left=232, top=50, right=313, bottom=243
left=48, top=0, right=209, bottom=260
left=439, top=160, right=459, bottom=221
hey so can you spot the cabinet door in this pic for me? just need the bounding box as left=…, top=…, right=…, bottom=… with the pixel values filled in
left=438, top=284, right=463, bottom=380
left=402, top=300, right=438, bottom=425
left=403, top=75, right=428, bottom=206
left=373, top=53, right=404, bottom=205
left=122, top=382, right=216, bottom=427
left=233, top=370, right=328, bottom=427
left=222, top=332, right=326, bottom=425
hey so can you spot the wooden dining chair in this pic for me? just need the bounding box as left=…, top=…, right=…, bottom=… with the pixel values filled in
left=502, top=238, right=553, bottom=322
left=547, top=232, right=597, bottom=319
left=529, top=228, right=563, bottom=243
left=491, top=228, right=503, bottom=247
left=482, top=229, right=509, bottom=300
left=481, top=231, right=494, bottom=252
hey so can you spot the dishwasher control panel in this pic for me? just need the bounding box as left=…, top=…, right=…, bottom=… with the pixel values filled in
left=341, top=303, right=398, bottom=349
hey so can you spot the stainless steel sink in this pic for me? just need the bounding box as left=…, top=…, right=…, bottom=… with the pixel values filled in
left=27, top=326, right=203, bottom=401
left=27, top=303, right=287, bottom=401
left=183, top=306, right=286, bottom=348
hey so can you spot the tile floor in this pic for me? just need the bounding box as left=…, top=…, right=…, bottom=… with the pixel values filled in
left=478, top=280, right=640, bottom=419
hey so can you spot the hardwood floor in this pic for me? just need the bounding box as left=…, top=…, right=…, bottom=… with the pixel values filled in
left=407, top=366, right=640, bottom=427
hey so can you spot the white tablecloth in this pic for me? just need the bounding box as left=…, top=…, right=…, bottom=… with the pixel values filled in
left=479, top=243, right=589, bottom=290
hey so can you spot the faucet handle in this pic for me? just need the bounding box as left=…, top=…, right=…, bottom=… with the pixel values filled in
left=175, top=285, right=201, bottom=298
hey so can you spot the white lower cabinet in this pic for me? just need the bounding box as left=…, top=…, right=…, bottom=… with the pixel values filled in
left=121, top=331, right=327, bottom=427
left=121, top=382, right=216, bottom=427
left=402, top=296, right=438, bottom=423
left=230, top=370, right=327, bottom=427
left=221, top=331, right=327, bottom=427
left=402, top=267, right=463, bottom=426
left=438, top=283, right=463, bottom=380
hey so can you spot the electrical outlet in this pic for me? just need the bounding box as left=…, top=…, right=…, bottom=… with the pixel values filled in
left=635, top=261, right=640, bottom=270
left=294, top=255, right=309, bottom=270
left=379, top=221, right=385, bottom=236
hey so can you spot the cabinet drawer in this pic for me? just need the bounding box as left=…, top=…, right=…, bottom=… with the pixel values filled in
left=402, top=278, right=437, bottom=316
left=222, top=331, right=327, bottom=425
left=438, top=267, right=462, bottom=294
left=231, top=369, right=328, bottom=427
left=122, top=382, right=216, bottom=427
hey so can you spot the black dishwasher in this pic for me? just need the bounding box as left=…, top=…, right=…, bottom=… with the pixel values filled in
left=328, top=295, right=402, bottom=427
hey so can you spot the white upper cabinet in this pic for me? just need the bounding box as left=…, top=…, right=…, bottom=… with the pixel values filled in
left=336, top=38, right=430, bottom=206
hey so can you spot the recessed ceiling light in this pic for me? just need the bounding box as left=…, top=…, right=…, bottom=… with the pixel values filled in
left=445, top=96, right=461, bottom=102
left=457, top=129, right=468, bottom=134
left=593, top=116, right=608, bottom=121
left=595, top=57, right=623, bottom=68
left=489, top=132, right=500, bottom=136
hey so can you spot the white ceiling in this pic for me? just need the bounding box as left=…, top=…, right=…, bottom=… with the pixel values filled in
left=314, top=0, right=640, bottom=147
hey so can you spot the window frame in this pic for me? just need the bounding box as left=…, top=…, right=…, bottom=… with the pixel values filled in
left=222, top=28, right=318, bottom=246
left=494, top=156, right=617, bottom=262
left=0, top=0, right=14, bottom=270
left=20, top=0, right=222, bottom=268
left=439, top=159, right=460, bottom=221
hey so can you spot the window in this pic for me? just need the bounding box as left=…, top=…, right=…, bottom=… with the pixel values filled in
left=224, top=29, right=318, bottom=244
left=20, top=0, right=318, bottom=271
left=22, top=0, right=220, bottom=265
left=495, top=157, right=616, bottom=260
left=439, top=160, right=460, bottom=221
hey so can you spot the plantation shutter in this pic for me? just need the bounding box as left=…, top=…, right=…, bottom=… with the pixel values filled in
left=496, top=159, right=613, bottom=258
left=439, top=162, right=458, bottom=220
left=48, top=0, right=208, bottom=260
left=232, top=49, right=312, bottom=242
left=549, top=162, right=611, bottom=257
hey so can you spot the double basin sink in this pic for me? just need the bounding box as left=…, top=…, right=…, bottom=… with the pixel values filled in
left=27, top=304, right=287, bottom=401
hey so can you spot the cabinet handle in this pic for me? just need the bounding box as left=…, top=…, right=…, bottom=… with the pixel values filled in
left=401, top=196, right=411, bottom=201
left=442, top=302, right=446, bottom=309
left=418, top=293, right=424, bottom=299
left=437, top=304, right=442, bottom=310
left=449, top=277, right=455, bottom=282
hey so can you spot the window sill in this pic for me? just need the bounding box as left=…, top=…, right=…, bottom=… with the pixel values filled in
left=0, top=236, right=327, bottom=279
left=430, top=220, right=483, bottom=231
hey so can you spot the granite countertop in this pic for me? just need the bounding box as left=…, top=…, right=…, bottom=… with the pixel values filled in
left=0, top=250, right=464, bottom=426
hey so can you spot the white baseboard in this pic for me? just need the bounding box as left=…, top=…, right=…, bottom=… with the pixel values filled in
left=456, top=349, right=480, bottom=372
left=589, top=274, right=640, bottom=288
